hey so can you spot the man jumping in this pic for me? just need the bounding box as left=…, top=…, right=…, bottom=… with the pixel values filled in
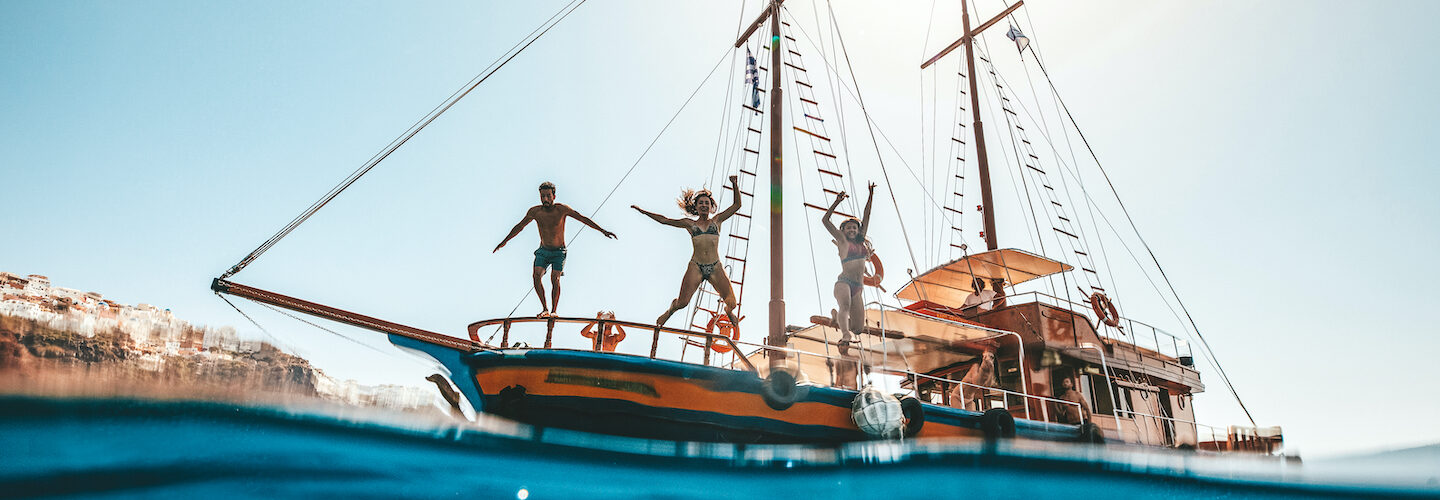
left=494, top=181, right=617, bottom=317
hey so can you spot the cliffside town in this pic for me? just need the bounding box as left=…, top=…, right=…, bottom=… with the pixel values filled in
left=0, top=271, right=438, bottom=411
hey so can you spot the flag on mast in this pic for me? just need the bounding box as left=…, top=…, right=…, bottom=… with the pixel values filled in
left=744, top=47, right=761, bottom=110
left=1006, top=25, right=1030, bottom=54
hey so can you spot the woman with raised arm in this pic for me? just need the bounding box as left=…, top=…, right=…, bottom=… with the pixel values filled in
left=822, top=182, right=876, bottom=345
left=632, top=175, right=743, bottom=331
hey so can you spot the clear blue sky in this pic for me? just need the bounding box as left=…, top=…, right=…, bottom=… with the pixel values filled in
left=3, top=0, right=1437, bottom=458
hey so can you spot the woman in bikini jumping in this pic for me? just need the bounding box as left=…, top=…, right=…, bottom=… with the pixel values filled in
left=822, top=182, right=876, bottom=345
left=632, top=175, right=743, bottom=329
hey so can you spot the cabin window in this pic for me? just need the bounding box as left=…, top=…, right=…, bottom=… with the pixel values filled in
left=1087, top=375, right=1133, bottom=416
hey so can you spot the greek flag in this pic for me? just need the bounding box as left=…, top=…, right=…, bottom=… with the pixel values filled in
left=744, top=47, right=761, bottom=109
left=1006, top=25, right=1030, bottom=53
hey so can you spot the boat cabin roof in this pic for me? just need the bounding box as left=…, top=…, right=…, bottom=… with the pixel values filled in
left=895, top=248, right=1072, bottom=307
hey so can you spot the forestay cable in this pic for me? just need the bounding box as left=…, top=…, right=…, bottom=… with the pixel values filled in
left=222, top=0, right=589, bottom=279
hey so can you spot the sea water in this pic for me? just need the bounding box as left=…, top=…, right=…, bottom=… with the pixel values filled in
left=0, top=396, right=1435, bottom=499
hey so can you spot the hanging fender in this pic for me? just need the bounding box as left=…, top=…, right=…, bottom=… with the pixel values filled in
left=1089, top=292, right=1121, bottom=328
left=863, top=253, right=885, bottom=290
left=704, top=313, right=743, bottom=353
left=898, top=395, right=925, bottom=437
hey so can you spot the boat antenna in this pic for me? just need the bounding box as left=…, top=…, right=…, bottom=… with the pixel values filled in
left=220, top=0, right=589, bottom=279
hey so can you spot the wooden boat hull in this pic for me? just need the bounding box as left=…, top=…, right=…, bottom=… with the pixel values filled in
left=393, top=335, right=1084, bottom=444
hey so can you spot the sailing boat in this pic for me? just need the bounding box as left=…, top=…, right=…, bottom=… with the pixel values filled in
left=212, top=0, right=1281, bottom=452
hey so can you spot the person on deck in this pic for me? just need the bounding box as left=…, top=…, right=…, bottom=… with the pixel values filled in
left=494, top=181, right=617, bottom=318
left=961, top=277, right=998, bottom=318
left=821, top=183, right=875, bottom=390
left=950, top=349, right=997, bottom=411
left=580, top=311, right=627, bottom=352
left=633, top=176, right=743, bottom=330
left=1053, top=375, right=1091, bottom=424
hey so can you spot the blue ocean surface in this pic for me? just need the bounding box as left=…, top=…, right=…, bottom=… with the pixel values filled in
left=0, top=395, right=1435, bottom=499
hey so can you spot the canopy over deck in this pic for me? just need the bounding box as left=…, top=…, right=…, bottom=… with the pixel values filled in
left=895, top=248, right=1072, bottom=308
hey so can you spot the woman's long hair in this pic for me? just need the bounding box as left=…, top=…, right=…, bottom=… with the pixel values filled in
left=677, top=189, right=716, bottom=216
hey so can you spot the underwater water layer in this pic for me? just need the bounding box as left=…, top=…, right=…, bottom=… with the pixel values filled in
left=0, top=395, right=1436, bottom=499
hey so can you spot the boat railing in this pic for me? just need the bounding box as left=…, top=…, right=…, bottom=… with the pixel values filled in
left=1004, top=291, right=1194, bottom=360
left=1112, top=409, right=1218, bottom=448
left=465, top=316, right=757, bottom=373
left=727, top=318, right=1084, bottom=426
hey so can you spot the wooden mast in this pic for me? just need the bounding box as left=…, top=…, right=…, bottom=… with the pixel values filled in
left=735, top=0, right=787, bottom=369
left=922, top=0, right=1022, bottom=251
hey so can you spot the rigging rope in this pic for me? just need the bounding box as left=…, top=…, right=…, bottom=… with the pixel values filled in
left=485, top=46, right=741, bottom=343
left=1030, top=54, right=1257, bottom=426
left=221, top=0, right=589, bottom=279
left=816, top=7, right=922, bottom=277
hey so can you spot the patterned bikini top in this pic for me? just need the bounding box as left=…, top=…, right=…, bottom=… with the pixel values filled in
left=689, top=222, right=720, bottom=237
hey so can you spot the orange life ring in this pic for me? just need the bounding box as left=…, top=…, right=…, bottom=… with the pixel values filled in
left=1090, top=292, right=1120, bottom=328
left=704, top=313, right=742, bottom=353
left=863, top=253, right=885, bottom=289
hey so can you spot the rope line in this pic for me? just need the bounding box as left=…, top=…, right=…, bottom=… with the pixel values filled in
left=222, top=0, right=589, bottom=279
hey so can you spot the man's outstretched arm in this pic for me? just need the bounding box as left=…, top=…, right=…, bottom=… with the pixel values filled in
left=564, top=205, right=617, bottom=239
left=494, top=210, right=536, bottom=252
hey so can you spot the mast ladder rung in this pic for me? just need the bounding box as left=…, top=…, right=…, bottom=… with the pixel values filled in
left=784, top=35, right=797, bottom=42
left=980, top=56, right=991, bottom=63
left=1004, top=108, right=1018, bottom=116
left=1083, top=268, right=1098, bottom=274
left=725, top=255, right=746, bottom=263
left=952, top=137, right=966, bottom=145
left=814, top=150, right=838, bottom=159
left=740, top=190, right=754, bottom=198
left=804, top=114, right=824, bottom=122
left=1016, top=125, right=1025, bottom=131
left=957, top=122, right=967, bottom=127
left=955, top=158, right=966, bottom=163
left=747, top=127, right=762, bottom=134
left=1057, top=215, right=1070, bottom=222
left=784, top=62, right=805, bottom=72
left=781, top=21, right=791, bottom=27
left=1044, top=184, right=1055, bottom=190
left=1075, top=250, right=1088, bottom=256
left=754, top=88, right=765, bottom=94
left=1091, top=285, right=1106, bottom=291
left=733, top=212, right=751, bottom=219
left=793, top=126, right=829, bottom=141
left=951, top=226, right=963, bottom=232
left=798, top=97, right=820, bottom=106
left=731, top=279, right=742, bottom=286
left=1051, top=201, right=1063, bottom=207
left=696, top=306, right=718, bottom=315
left=795, top=80, right=812, bottom=88
left=741, top=105, right=764, bottom=114
left=1053, top=227, right=1079, bottom=239
left=743, top=147, right=760, bottom=155
left=954, top=174, right=965, bottom=180
left=944, top=206, right=963, bottom=215
left=822, top=188, right=842, bottom=196
left=817, top=167, right=842, bottom=176
left=787, top=49, right=802, bottom=57
left=952, top=192, right=963, bottom=197
left=740, top=169, right=756, bottom=176
left=1026, top=165, right=1046, bottom=174
left=729, top=234, right=750, bottom=241
left=1028, top=153, right=1040, bottom=160
left=804, top=202, right=853, bottom=219
left=1021, top=139, right=1032, bottom=145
